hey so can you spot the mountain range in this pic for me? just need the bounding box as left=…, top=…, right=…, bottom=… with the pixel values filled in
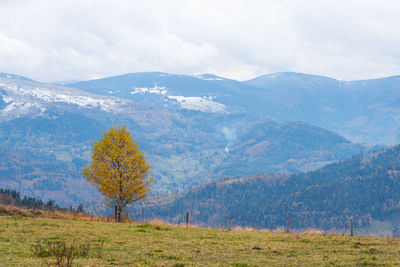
left=70, top=72, right=400, bottom=144
left=0, top=71, right=398, bottom=208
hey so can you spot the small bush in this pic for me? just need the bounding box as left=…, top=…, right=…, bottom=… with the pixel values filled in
left=32, top=240, right=76, bottom=266
left=136, top=223, right=152, bottom=228
left=161, top=255, right=181, bottom=260
left=154, top=225, right=171, bottom=231
left=32, top=238, right=105, bottom=266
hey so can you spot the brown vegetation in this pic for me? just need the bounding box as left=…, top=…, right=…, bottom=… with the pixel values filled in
left=0, top=204, right=103, bottom=222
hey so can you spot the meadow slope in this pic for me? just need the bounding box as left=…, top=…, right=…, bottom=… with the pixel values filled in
left=1, top=214, right=400, bottom=266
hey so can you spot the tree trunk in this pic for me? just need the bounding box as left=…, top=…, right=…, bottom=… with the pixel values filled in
left=117, top=205, right=122, bottom=222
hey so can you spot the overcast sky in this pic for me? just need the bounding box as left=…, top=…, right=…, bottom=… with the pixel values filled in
left=0, top=0, right=399, bottom=82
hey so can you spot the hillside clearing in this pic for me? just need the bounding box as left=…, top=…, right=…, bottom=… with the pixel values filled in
left=1, top=215, right=400, bottom=266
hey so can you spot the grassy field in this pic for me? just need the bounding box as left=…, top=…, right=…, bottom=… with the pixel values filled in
left=1, top=214, right=400, bottom=266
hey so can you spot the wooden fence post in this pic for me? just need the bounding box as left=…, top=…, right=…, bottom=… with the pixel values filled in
left=286, top=216, right=290, bottom=233
left=229, top=214, right=232, bottom=230
left=142, top=209, right=145, bottom=223
left=114, top=205, right=117, bottom=222
left=350, top=217, right=354, bottom=236
left=186, top=212, right=189, bottom=227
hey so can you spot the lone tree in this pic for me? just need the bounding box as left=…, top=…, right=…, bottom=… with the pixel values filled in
left=83, top=126, right=153, bottom=222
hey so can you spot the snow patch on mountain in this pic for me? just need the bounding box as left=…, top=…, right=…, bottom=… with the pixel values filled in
left=128, top=82, right=225, bottom=113
left=259, top=73, right=280, bottom=80
left=167, top=96, right=226, bottom=113
left=107, top=90, right=120, bottom=94
left=130, top=84, right=167, bottom=95
left=18, top=86, right=123, bottom=112
left=196, top=75, right=223, bottom=81
left=198, top=77, right=223, bottom=81
left=0, top=76, right=129, bottom=118
left=2, top=101, right=44, bottom=116
left=1, top=94, right=13, bottom=103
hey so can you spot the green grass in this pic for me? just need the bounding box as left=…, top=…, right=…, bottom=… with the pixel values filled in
left=1, top=215, right=400, bottom=266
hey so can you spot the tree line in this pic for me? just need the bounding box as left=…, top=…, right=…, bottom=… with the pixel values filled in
left=140, top=145, right=400, bottom=230
left=0, top=188, right=84, bottom=213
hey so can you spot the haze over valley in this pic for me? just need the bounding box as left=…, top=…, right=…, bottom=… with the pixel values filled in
left=1, top=0, right=400, bottom=235
left=0, top=71, right=398, bottom=223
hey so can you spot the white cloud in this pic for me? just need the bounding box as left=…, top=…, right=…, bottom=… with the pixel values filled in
left=0, top=0, right=399, bottom=82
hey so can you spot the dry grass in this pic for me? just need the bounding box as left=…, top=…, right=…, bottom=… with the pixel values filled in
left=0, top=204, right=106, bottom=221
left=1, top=207, right=400, bottom=266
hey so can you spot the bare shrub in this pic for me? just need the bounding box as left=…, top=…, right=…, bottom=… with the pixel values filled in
left=32, top=238, right=105, bottom=266
left=32, top=239, right=75, bottom=266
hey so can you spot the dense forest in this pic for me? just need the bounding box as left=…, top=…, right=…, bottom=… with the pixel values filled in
left=0, top=145, right=99, bottom=207
left=142, top=145, right=400, bottom=230
left=0, top=188, right=83, bottom=213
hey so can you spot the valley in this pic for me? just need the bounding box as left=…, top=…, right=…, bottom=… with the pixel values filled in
left=0, top=71, right=399, bottom=232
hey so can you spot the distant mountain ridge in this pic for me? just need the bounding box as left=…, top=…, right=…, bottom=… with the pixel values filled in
left=246, top=72, right=400, bottom=144
left=70, top=71, right=400, bottom=144
left=0, top=73, right=365, bottom=206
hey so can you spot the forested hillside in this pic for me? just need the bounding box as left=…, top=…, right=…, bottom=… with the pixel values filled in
left=143, top=146, right=400, bottom=230
left=0, top=74, right=365, bottom=205
left=0, top=188, right=83, bottom=212
left=0, top=146, right=99, bottom=207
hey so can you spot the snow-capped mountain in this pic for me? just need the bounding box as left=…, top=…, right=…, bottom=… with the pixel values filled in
left=0, top=74, right=130, bottom=121
left=129, top=83, right=227, bottom=113
left=0, top=72, right=365, bottom=207
left=68, top=72, right=261, bottom=115
left=70, top=72, right=400, bottom=145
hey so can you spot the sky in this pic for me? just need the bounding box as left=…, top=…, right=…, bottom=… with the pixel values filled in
left=0, top=0, right=399, bottom=82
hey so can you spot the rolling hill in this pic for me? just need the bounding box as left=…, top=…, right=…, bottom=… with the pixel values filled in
left=142, top=145, right=400, bottom=231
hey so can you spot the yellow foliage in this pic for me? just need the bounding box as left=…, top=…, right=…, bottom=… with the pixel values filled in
left=82, top=126, right=154, bottom=221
